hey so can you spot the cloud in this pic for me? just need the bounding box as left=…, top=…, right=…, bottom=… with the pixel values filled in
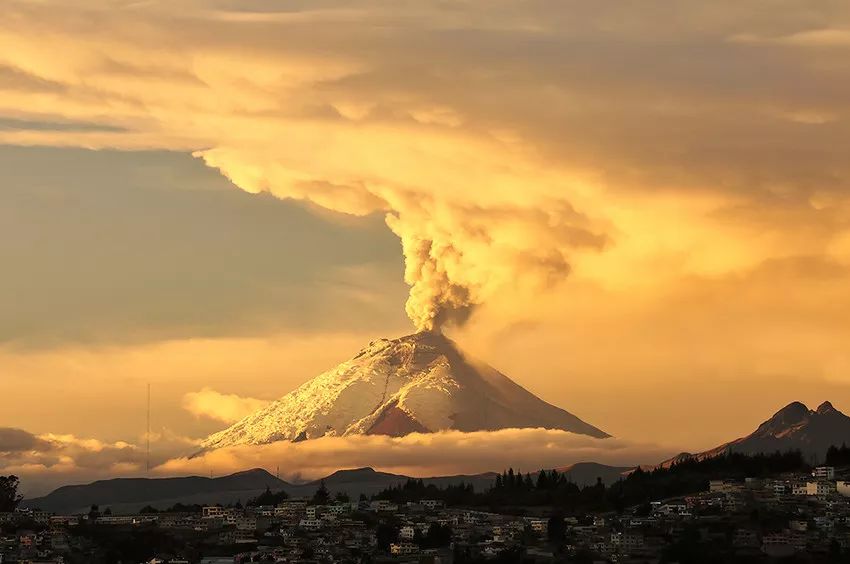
left=733, top=28, right=850, bottom=47
left=160, top=429, right=676, bottom=482
left=0, top=146, right=407, bottom=347
left=2, top=0, right=850, bottom=458
left=0, top=428, right=52, bottom=454
left=10, top=0, right=850, bottom=331
left=4, top=425, right=676, bottom=497
left=183, top=388, right=270, bottom=424
left=0, top=429, right=150, bottom=496
left=1, top=429, right=201, bottom=497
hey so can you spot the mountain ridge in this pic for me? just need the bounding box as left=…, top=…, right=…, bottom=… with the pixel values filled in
left=22, top=467, right=498, bottom=515
left=24, top=465, right=639, bottom=515
left=21, top=468, right=289, bottom=515
left=662, top=400, right=850, bottom=466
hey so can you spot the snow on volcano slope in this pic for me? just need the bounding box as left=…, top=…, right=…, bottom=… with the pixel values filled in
left=200, top=331, right=609, bottom=450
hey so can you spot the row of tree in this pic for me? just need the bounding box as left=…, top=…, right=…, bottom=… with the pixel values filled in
left=372, top=450, right=809, bottom=513
left=826, top=443, right=850, bottom=467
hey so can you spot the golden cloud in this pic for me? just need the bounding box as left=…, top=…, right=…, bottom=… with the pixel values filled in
left=182, top=388, right=271, bottom=424
left=160, top=429, right=675, bottom=482
left=3, top=0, right=847, bottom=333
left=5, top=425, right=675, bottom=497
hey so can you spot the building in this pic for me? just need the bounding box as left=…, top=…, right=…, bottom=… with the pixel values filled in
left=390, top=542, right=418, bottom=555
left=369, top=500, right=398, bottom=512
left=529, top=519, right=547, bottom=534
left=806, top=481, right=835, bottom=496
left=422, top=500, right=445, bottom=510
left=235, top=516, right=258, bottom=531
left=622, top=532, right=644, bottom=551
left=709, top=480, right=738, bottom=494
left=299, top=518, right=322, bottom=531
left=812, top=466, right=835, bottom=480
left=202, top=507, right=225, bottom=519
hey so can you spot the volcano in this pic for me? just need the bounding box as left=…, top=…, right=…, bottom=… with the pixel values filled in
left=200, top=331, right=608, bottom=450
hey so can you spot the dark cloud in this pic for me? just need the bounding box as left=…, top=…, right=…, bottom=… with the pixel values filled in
left=0, top=64, right=67, bottom=93
left=0, top=428, right=52, bottom=453
left=0, top=146, right=408, bottom=347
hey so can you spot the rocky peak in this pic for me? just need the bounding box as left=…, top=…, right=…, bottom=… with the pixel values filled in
left=817, top=401, right=838, bottom=415
left=759, top=401, right=811, bottom=432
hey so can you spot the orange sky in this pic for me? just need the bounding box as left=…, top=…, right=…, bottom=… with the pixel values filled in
left=2, top=0, right=850, bottom=493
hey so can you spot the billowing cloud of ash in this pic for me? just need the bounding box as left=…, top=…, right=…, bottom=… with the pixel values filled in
left=4, top=0, right=850, bottom=332
left=198, top=147, right=606, bottom=332
left=383, top=201, right=603, bottom=331
left=0, top=0, right=616, bottom=334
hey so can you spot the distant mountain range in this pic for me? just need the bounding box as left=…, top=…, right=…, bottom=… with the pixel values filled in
left=664, top=401, right=850, bottom=466
left=22, top=469, right=288, bottom=515
left=22, top=467, right=499, bottom=515
left=23, top=464, right=633, bottom=515
left=201, top=331, right=608, bottom=450
left=556, top=462, right=634, bottom=485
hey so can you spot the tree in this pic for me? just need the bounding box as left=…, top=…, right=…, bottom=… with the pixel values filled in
left=88, top=504, right=101, bottom=521
left=312, top=480, right=330, bottom=505
left=421, top=523, right=453, bottom=548
left=547, top=513, right=566, bottom=543
left=375, top=522, right=399, bottom=550
left=248, top=486, right=289, bottom=506
left=0, top=475, right=23, bottom=512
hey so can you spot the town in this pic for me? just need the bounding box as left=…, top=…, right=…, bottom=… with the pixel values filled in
left=6, top=452, right=850, bottom=563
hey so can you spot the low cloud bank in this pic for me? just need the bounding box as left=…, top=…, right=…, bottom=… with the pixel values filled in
left=0, top=427, right=196, bottom=497
left=159, top=429, right=678, bottom=483
left=5, top=427, right=679, bottom=497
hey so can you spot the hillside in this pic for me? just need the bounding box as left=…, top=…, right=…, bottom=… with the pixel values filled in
left=22, top=469, right=288, bottom=515
left=22, top=467, right=497, bottom=514
left=663, top=401, right=850, bottom=465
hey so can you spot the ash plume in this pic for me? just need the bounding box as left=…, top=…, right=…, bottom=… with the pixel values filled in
left=197, top=146, right=605, bottom=333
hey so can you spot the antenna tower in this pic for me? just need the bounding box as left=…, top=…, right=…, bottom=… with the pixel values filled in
left=146, top=383, right=151, bottom=474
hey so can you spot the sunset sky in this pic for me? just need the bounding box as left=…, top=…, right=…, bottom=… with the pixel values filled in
left=2, top=0, right=850, bottom=494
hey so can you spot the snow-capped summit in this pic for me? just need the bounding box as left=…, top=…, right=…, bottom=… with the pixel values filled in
left=200, top=331, right=609, bottom=450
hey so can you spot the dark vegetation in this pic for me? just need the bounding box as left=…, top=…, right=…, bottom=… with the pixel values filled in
left=0, top=475, right=23, bottom=512
left=373, top=450, right=808, bottom=513
left=247, top=485, right=289, bottom=507
left=826, top=443, right=850, bottom=467
left=139, top=503, right=205, bottom=514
